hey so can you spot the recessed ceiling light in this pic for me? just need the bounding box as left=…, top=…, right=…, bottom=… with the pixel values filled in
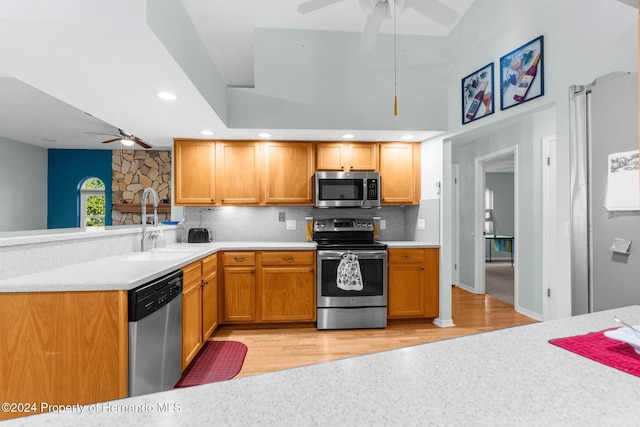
left=200, top=130, right=214, bottom=136
left=401, top=134, right=415, bottom=140
left=156, top=91, right=177, bottom=101
left=342, top=133, right=355, bottom=139
left=258, top=132, right=271, bottom=138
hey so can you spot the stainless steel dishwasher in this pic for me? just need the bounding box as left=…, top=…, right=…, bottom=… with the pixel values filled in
left=128, top=269, right=183, bottom=397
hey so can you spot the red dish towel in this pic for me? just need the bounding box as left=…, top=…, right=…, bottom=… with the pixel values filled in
left=549, top=330, right=640, bottom=377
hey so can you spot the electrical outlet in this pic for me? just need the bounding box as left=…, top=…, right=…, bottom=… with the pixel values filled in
left=417, top=219, right=426, bottom=230
left=278, top=212, right=286, bottom=222
left=286, top=220, right=296, bottom=230
left=380, top=219, right=386, bottom=230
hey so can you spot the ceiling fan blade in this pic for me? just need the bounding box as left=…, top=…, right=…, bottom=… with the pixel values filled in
left=134, top=138, right=152, bottom=149
left=410, top=0, right=459, bottom=27
left=358, top=8, right=386, bottom=54
left=101, top=138, right=120, bottom=144
left=297, top=0, right=344, bottom=14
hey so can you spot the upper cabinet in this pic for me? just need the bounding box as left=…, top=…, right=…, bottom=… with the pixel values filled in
left=264, top=142, right=314, bottom=205
left=379, top=142, right=421, bottom=205
left=174, top=140, right=315, bottom=207
left=316, top=142, right=378, bottom=171
left=216, top=141, right=261, bottom=205
left=174, top=139, right=216, bottom=205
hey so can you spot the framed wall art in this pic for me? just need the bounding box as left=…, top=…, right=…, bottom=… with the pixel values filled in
left=461, top=62, right=494, bottom=124
left=500, top=35, right=544, bottom=110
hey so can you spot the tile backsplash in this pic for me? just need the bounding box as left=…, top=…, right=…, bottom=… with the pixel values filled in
left=182, top=199, right=440, bottom=243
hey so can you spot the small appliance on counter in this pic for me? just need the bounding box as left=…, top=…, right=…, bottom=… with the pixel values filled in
left=187, top=227, right=212, bottom=243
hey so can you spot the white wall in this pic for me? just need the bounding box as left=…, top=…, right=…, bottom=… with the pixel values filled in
left=0, top=137, right=47, bottom=231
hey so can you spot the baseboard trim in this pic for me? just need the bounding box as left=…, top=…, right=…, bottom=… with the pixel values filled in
left=455, top=282, right=480, bottom=294
left=433, top=317, right=455, bottom=328
left=515, top=305, right=542, bottom=321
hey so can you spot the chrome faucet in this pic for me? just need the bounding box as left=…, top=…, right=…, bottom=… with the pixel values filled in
left=141, top=187, right=159, bottom=251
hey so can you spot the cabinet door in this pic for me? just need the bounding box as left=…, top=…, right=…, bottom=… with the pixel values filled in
left=379, top=143, right=420, bottom=204
left=217, top=141, right=261, bottom=205
left=223, top=267, right=256, bottom=322
left=201, top=254, right=218, bottom=340
left=264, top=142, right=314, bottom=204
left=348, top=142, right=378, bottom=170
left=424, top=248, right=440, bottom=318
left=388, top=263, right=426, bottom=318
left=174, top=139, right=216, bottom=205
left=182, top=281, right=203, bottom=370
left=260, top=266, right=316, bottom=322
left=316, top=143, right=346, bottom=170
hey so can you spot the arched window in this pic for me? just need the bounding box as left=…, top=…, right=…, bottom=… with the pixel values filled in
left=80, top=177, right=106, bottom=227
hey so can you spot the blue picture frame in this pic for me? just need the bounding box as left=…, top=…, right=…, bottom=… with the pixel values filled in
left=461, top=62, right=495, bottom=125
left=500, top=35, right=544, bottom=110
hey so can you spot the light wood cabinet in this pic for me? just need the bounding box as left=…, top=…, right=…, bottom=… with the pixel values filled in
left=222, top=252, right=257, bottom=322
left=0, top=291, right=128, bottom=421
left=259, top=251, right=316, bottom=322
left=217, top=141, right=261, bottom=205
left=316, top=142, right=378, bottom=171
left=388, top=248, right=439, bottom=319
left=181, top=253, right=219, bottom=370
left=264, top=141, right=314, bottom=205
left=174, top=139, right=216, bottom=205
left=201, top=253, right=219, bottom=341
left=379, top=142, right=421, bottom=205
left=182, top=261, right=203, bottom=370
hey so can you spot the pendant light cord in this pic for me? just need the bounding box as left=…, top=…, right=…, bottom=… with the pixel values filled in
left=393, top=0, right=398, bottom=116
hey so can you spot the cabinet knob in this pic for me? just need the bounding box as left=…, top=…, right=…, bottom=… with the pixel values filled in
left=350, top=165, right=353, bottom=170
left=211, top=198, right=215, bottom=202
left=420, top=266, right=425, bottom=270
left=309, top=268, right=314, bottom=273
left=250, top=269, right=255, bottom=274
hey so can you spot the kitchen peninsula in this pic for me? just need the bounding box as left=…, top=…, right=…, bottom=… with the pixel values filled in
left=2, top=305, right=639, bottom=426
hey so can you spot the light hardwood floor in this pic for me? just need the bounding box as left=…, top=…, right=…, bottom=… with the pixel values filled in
left=211, top=285, right=536, bottom=379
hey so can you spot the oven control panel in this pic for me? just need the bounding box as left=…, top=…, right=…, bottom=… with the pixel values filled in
left=314, top=218, right=374, bottom=232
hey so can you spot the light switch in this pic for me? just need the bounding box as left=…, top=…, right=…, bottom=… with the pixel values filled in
left=611, top=238, right=631, bottom=254
left=286, top=220, right=296, bottom=231
left=417, top=219, right=426, bottom=230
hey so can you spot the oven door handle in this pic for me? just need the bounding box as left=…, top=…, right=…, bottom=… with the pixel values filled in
left=318, top=250, right=387, bottom=259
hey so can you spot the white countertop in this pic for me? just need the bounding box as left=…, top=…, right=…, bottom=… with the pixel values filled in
left=6, top=305, right=640, bottom=426
left=0, top=240, right=437, bottom=293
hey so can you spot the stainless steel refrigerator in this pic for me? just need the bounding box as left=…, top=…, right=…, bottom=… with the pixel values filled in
left=570, top=71, right=639, bottom=314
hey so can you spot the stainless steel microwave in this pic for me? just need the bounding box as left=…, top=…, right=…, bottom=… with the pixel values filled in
left=314, top=171, right=381, bottom=208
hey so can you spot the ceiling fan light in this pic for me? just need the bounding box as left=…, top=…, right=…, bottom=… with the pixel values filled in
left=121, top=138, right=134, bottom=146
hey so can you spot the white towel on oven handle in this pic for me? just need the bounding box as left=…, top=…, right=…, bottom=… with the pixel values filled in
left=336, top=252, right=363, bottom=291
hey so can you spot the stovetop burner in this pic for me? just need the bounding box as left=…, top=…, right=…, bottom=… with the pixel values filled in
left=312, top=218, right=387, bottom=251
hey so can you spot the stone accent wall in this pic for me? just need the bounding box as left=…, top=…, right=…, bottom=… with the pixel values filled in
left=111, top=150, right=172, bottom=225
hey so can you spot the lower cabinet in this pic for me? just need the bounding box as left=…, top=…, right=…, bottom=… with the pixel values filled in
left=388, top=248, right=439, bottom=319
left=260, top=251, right=316, bottom=322
left=181, top=253, right=219, bottom=370
left=221, top=250, right=316, bottom=324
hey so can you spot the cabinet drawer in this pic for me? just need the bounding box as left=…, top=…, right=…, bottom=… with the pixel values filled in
left=182, top=261, right=202, bottom=288
left=202, top=253, right=218, bottom=277
left=223, top=251, right=256, bottom=266
left=260, top=251, right=315, bottom=266
left=388, top=248, right=425, bottom=264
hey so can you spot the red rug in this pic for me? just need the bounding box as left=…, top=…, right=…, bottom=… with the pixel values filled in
left=175, top=340, right=248, bottom=388
left=549, top=330, right=640, bottom=377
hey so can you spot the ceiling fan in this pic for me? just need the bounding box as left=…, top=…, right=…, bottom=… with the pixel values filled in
left=297, top=0, right=460, bottom=54
left=86, top=128, right=152, bottom=149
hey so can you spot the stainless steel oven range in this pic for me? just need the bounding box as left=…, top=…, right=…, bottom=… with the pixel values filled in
left=314, top=218, right=387, bottom=329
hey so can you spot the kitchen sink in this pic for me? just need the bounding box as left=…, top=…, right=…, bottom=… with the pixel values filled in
left=120, top=251, right=196, bottom=262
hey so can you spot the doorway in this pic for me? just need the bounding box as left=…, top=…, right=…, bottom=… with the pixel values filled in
left=474, top=146, right=517, bottom=306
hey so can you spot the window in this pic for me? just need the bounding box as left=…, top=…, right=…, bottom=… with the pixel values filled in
left=80, top=177, right=105, bottom=227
